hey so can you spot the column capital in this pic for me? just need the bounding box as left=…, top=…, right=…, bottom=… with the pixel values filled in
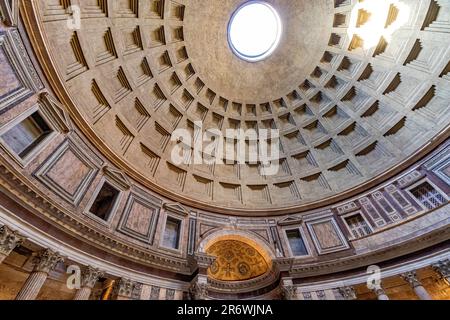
left=280, top=277, right=296, bottom=300
left=432, top=259, right=449, bottom=280
left=113, top=278, right=134, bottom=299
left=281, top=285, right=297, bottom=300
left=81, top=266, right=105, bottom=289
left=31, top=249, right=64, bottom=274
left=189, top=282, right=208, bottom=300
left=338, top=286, right=357, bottom=300
left=401, top=271, right=422, bottom=288
left=0, top=225, right=25, bottom=256
left=190, top=274, right=209, bottom=300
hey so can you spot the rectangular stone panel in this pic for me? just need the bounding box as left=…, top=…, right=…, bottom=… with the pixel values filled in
left=33, top=134, right=103, bottom=205
left=117, top=189, right=161, bottom=243
left=306, top=215, right=349, bottom=255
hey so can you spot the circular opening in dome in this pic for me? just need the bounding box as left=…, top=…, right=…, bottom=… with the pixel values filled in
left=228, top=1, right=282, bottom=62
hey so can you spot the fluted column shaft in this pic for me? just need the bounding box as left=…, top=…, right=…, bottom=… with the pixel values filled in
left=15, top=249, right=64, bottom=300
left=73, top=266, right=104, bottom=300
left=401, top=271, right=432, bottom=301
left=15, top=271, right=48, bottom=300
left=74, top=287, right=93, bottom=300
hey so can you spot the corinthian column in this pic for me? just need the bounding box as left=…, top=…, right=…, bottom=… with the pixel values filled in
left=189, top=276, right=209, bottom=300
left=188, top=253, right=216, bottom=300
left=281, top=278, right=297, bottom=300
left=338, top=286, right=357, bottom=300
left=111, top=278, right=138, bottom=300
left=0, top=225, right=25, bottom=264
left=432, top=260, right=449, bottom=285
left=372, top=286, right=390, bottom=300
left=74, top=266, right=105, bottom=300
left=401, top=271, right=432, bottom=300
left=15, top=249, right=64, bottom=300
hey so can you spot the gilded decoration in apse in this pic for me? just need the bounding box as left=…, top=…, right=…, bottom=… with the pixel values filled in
left=206, top=240, right=269, bottom=281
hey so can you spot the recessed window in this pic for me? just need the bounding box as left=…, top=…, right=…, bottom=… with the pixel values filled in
left=88, top=182, right=120, bottom=221
left=410, top=182, right=447, bottom=210
left=1, top=112, right=52, bottom=159
left=345, top=214, right=372, bottom=239
left=286, top=229, right=308, bottom=256
left=162, top=217, right=181, bottom=250
left=228, top=1, right=282, bottom=62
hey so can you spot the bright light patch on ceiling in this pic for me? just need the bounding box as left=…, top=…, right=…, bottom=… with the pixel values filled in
left=348, top=0, right=410, bottom=50
left=228, top=1, right=282, bottom=62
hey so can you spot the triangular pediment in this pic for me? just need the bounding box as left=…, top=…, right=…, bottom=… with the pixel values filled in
left=39, top=92, right=73, bottom=133
left=163, top=202, right=189, bottom=216
left=103, top=166, right=131, bottom=190
left=277, top=216, right=303, bottom=226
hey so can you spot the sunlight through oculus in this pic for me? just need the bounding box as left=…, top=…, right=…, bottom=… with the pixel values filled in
left=228, top=1, right=282, bottom=62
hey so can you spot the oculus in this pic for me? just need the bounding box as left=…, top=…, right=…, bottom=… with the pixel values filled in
left=228, top=1, right=282, bottom=62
